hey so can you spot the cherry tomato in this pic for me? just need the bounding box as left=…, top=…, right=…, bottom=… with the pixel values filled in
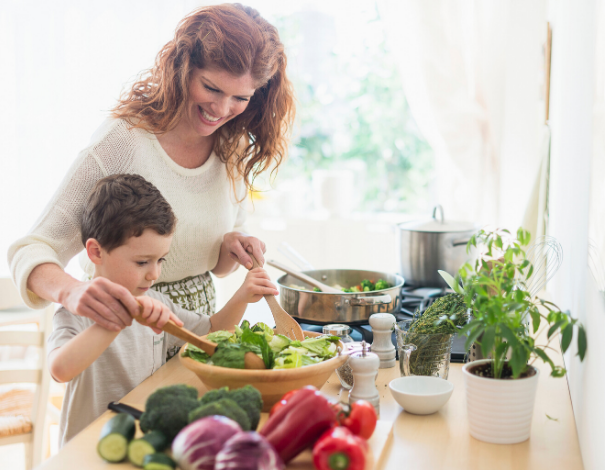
left=339, top=401, right=377, bottom=440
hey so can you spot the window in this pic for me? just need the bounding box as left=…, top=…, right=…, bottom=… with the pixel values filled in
left=257, top=1, right=434, bottom=216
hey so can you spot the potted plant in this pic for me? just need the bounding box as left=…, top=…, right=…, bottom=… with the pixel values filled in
left=439, top=227, right=587, bottom=444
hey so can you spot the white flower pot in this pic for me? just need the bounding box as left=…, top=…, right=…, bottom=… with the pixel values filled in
left=462, top=359, right=540, bottom=444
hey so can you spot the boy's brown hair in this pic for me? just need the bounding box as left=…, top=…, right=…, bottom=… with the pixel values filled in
left=81, top=174, right=176, bottom=252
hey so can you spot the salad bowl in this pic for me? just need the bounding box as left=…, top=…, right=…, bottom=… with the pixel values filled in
left=180, top=331, right=348, bottom=411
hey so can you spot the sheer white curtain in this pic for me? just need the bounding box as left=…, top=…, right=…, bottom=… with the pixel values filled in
left=379, top=0, right=547, bottom=228
left=0, top=0, right=213, bottom=277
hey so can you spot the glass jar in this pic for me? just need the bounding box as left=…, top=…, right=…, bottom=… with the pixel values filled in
left=323, top=324, right=356, bottom=389
left=394, top=320, right=455, bottom=379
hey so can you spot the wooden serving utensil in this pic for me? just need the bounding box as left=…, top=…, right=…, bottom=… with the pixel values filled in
left=249, top=254, right=306, bottom=341
left=267, top=259, right=342, bottom=293
left=134, top=305, right=266, bottom=370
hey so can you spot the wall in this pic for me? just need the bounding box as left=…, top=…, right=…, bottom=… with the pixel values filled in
left=548, top=0, right=605, bottom=469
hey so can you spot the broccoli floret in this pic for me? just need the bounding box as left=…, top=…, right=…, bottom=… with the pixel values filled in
left=188, top=398, right=250, bottom=431
left=227, top=385, right=263, bottom=430
left=139, top=385, right=200, bottom=441
left=199, top=387, right=230, bottom=406
left=360, top=279, right=375, bottom=291
left=144, top=384, right=198, bottom=410
left=375, top=279, right=390, bottom=290
left=312, top=287, right=321, bottom=292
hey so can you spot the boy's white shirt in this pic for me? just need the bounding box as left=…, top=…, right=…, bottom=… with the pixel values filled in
left=47, top=289, right=210, bottom=447
left=8, top=117, right=248, bottom=309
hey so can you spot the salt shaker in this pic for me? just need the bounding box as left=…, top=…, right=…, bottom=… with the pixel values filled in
left=369, top=313, right=396, bottom=368
left=348, top=341, right=380, bottom=414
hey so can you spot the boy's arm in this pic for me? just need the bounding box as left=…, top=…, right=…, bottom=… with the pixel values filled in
left=209, top=295, right=249, bottom=332
left=48, top=324, right=119, bottom=383
left=210, top=268, right=279, bottom=332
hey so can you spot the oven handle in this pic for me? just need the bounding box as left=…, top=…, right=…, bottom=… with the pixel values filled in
left=347, top=294, right=392, bottom=306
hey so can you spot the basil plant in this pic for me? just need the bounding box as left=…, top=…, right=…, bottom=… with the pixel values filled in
left=440, top=227, right=587, bottom=379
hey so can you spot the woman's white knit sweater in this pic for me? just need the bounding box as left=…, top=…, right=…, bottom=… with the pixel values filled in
left=8, top=118, right=247, bottom=308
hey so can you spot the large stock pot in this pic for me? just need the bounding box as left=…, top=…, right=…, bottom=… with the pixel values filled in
left=396, top=205, right=479, bottom=288
left=276, top=269, right=404, bottom=325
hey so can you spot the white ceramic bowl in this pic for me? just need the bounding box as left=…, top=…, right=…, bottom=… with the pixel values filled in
left=389, top=376, right=454, bottom=415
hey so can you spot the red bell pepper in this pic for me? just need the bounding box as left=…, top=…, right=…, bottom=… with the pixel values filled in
left=313, top=426, right=371, bottom=470
left=269, top=389, right=300, bottom=417
left=260, top=386, right=337, bottom=463
left=334, top=400, right=377, bottom=440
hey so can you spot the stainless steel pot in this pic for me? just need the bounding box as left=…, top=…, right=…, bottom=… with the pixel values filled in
left=396, top=205, right=478, bottom=287
left=276, top=269, right=404, bottom=324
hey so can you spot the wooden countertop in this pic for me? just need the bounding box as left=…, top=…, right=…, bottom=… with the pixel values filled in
left=39, top=349, right=584, bottom=470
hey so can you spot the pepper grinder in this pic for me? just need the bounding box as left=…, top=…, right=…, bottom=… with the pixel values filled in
left=348, top=341, right=380, bottom=414
left=369, top=313, right=396, bottom=368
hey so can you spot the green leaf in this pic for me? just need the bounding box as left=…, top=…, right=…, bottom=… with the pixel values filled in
left=560, top=324, right=573, bottom=353
left=212, top=343, right=261, bottom=369
left=464, top=326, right=485, bottom=351
left=577, top=326, right=587, bottom=360
left=499, top=324, right=520, bottom=347
left=533, top=347, right=555, bottom=370
left=529, top=309, right=541, bottom=334
left=241, top=327, right=275, bottom=369
left=510, top=346, right=527, bottom=378
left=547, top=319, right=567, bottom=339
left=438, top=270, right=463, bottom=293
left=480, top=326, right=496, bottom=358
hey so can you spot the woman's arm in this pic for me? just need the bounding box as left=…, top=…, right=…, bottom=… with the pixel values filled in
left=8, top=131, right=140, bottom=329
left=28, top=264, right=138, bottom=332
left=211, top=232, right=267, bottom=277
left=48, top=324, right=120, bottom=383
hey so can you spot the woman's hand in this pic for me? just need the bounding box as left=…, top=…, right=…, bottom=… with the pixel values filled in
left=59, top=276, right=140, bottom=332
left=136, top=296, right=184, bottom=334
left=212, top=232, right=266, bottom=276
left=235, top=267, right=279, bottom=304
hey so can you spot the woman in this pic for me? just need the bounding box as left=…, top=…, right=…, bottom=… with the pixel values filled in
left=8, top=3, right=295, bottom=334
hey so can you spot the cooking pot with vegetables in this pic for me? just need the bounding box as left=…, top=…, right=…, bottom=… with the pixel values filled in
left=276, top=269, right=404, bottom=324
left=395, top=205, right=478, bottom=288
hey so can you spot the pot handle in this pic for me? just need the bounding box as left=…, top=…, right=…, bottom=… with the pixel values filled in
left=452, top=238, right=471, bottom=247
left=348, top=294, right=392, bottom=306
left=432, top=205, right=444, bottom=224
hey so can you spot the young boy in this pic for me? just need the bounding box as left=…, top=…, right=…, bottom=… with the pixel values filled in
left=46, top=174, right=278, bottom=447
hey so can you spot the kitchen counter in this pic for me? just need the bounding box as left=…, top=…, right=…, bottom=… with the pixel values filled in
left=39, top=345, right=583, bottom=470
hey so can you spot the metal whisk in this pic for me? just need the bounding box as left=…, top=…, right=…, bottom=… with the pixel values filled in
left=521, top=236, right=564, bottom=298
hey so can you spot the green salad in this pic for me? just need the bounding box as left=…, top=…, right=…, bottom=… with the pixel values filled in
left=181, top=320, right=340, bottom=370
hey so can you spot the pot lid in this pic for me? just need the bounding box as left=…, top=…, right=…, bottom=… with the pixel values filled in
left=397, top=205, right=477, bottom=233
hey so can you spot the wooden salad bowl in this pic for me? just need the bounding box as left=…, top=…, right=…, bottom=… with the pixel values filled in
left=179, top=331, right=348, bottom=411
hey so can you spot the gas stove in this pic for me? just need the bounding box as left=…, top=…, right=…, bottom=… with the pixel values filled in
left=300, top=285, right=468, bottom=363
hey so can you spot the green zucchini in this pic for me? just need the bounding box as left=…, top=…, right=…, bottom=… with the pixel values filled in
left=97, top=413, right=136, bottom=463
left=128, top=431, right=169, bottom=467
left=143, top=453, right=177, bottom=470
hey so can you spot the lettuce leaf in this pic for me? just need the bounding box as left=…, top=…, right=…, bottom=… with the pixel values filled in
left=181, top=344, right=211, bottom=363
left=207, top=330, right=237, bottom=344
left=241, top=327, right=275, bottom=369
left=212, top=343, right=261, bottom=369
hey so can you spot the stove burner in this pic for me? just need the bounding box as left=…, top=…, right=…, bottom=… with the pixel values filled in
left=299, top=284, right=468, bottom=362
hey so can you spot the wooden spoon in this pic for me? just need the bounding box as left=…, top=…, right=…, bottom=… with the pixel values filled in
left=267, top=259, right=342, bottom=293
left=134, top=305, right=266, bottom=370
left=249, top=255, right=306, bottom=341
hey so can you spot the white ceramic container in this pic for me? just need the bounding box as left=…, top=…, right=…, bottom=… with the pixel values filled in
left=462, top=359, right=540, bottom=444
left=388, top=376, right=454, bottom=415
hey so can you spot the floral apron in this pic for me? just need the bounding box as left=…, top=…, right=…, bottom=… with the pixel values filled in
left=151, top=272, right=216, bottom=359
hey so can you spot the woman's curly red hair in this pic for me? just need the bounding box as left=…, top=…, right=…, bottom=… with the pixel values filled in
left=112, top=3, right=295, bottom=191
